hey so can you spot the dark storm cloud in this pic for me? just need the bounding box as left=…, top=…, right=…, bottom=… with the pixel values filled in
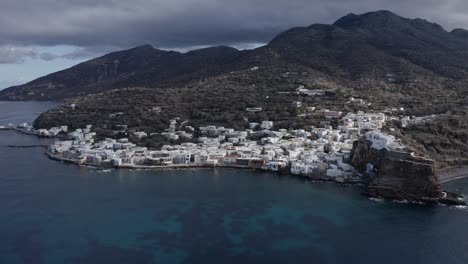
left=1, top=0, right=468, bottom=61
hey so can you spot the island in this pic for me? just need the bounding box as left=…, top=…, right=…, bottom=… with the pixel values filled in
left=2, top=10, right=468, bottom=206
left=4, top=108, right=465, bottom=206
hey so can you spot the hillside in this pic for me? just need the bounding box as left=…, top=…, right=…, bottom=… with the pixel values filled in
left=0, top=45, right=243, bottom=100
left=30, top=10, right=468, bottom=126
left=1, top=10, right=468, bottom=101
left=5, top=10, right=468, bottom=166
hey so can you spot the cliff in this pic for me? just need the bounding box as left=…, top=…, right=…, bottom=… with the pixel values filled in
left=350, top=138, right=465, bottom=205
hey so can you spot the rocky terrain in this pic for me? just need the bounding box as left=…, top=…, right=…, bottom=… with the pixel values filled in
left=0, top=45, right=243, bottom=100
left=350, top=138, right=465, bottom=205
left=390, top=111, right=468, bottom=168
left=1, top=10, right=468, bottom=102
left=2, top=10, right=467, bottom=171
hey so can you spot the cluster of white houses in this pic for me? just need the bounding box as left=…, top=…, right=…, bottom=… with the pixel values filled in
left=45, top=110, right=407, bottom=183
left=0, top=122, right=69, bottom=137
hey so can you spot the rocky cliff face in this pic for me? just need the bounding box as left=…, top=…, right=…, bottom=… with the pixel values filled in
left=350, top=138, right=465, bottom=205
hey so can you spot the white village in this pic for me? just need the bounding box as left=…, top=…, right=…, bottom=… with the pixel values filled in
left=0, top=107, right=424, bottom=184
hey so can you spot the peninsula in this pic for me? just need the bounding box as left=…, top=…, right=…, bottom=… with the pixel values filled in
left=5, top=107, right=465, bottom=205
left=2, top=10, right=468, bottom=205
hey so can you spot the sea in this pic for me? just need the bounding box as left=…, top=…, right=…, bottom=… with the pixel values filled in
left=1, top=101, right=468, bottom=264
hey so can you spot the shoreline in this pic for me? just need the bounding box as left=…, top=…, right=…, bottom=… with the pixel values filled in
left=0, top=126, right=68, bottom=139
left=438, top=166, right=468, bottom=183
left=46, top=150, right=466, bottom=206
left=4, top=126, right=465, bottom=206
left=45, top=151, right=364, bottom=185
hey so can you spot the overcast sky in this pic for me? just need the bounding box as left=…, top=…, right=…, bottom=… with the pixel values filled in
left=1, top=0, right=468, bottom=89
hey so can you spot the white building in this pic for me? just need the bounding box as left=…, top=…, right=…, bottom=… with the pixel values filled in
left=365, top=131, right=395, bottom=150
left=133, top=131, right=148, bottom=139
left=260, top=121, right=273, bottom=130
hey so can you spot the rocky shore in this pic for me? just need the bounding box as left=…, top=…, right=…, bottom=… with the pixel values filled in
left=438, top=166, right=468, bottom=183
left=5, top=117, right=466, bottom=206
left=350, top=138, right=466, bottom=206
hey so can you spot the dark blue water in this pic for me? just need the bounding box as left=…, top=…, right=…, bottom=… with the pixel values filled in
left=0, top=101, right=60, bottom=126
left=1, top=101, right=468, bottom=264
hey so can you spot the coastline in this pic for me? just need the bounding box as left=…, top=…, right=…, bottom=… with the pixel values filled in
left=0, top=126, right=68, bottom=139
left=438, top=166, right=468, bottom=183
left=45, top=151, right=363, bottom=185
left=45, top=150, right=467, bottom=206
left=4, top=123, right=464, bottom=206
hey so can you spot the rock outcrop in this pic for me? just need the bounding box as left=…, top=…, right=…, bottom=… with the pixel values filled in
left=351, top=138, right=465, bottom=205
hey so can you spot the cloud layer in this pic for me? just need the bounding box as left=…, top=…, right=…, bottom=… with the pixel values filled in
left=1, top=0, right=468, bottom=62
left=0, top=45, right=36, bottom=64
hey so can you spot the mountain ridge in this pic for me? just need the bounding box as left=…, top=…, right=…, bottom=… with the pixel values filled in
left=0, top=44, right=244, bottom=100
left=1, top=10, right=468, bottom=100
left=26, top=10, right=468, bottom=168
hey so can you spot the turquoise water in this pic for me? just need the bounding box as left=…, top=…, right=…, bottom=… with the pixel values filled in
left=1, top=101, right=468, bottom=264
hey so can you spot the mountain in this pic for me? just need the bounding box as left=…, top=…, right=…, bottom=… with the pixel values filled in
left=264, top=10, right=468, bottom=78
left=333, top=11, right=468, bottom=77
left=451, top=28, right=468, bottom=39
left=0, top=45, right=242, bottom=100
left=2, top=10, right=468, bottom=101
left=24, top=10, right=468, bottom=168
